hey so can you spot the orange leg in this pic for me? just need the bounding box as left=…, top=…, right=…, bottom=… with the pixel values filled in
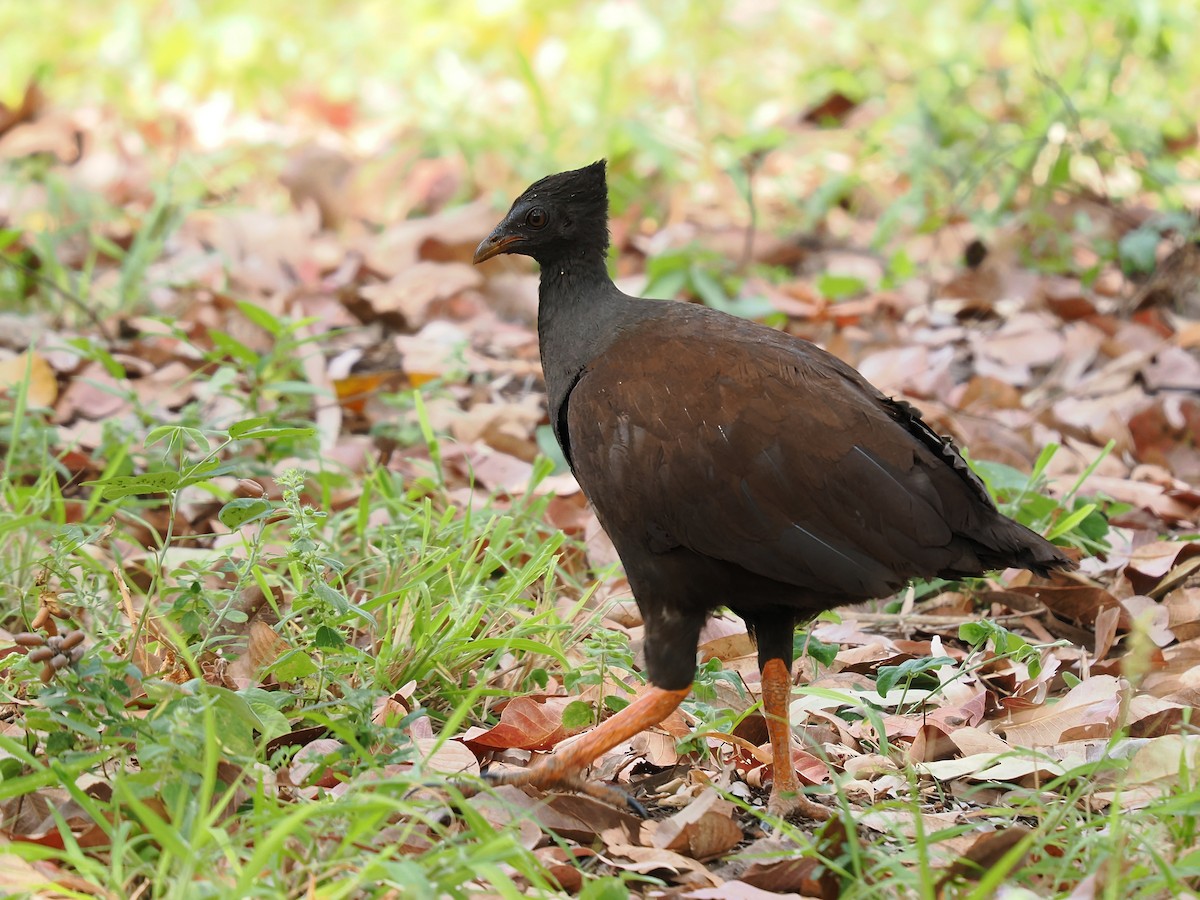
left=485, top=686, right=690, bottom=808
left=761, top=657, right=830, bottom=820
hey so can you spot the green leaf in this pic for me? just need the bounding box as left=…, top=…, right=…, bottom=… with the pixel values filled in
left=233, top=426, right=317, bottom=441
left=646, top=268, right=688, bottom=300
left=603, top=695, right=630, bottom=713
left=271, top=649, right=319, bottom=681
left=240, top=688, right=291, bottom=742
left=1118, top=227, right=1161, bottom=273
left=561, top=700, right=594, bottom=731
left=229, top=416, right=271, bottom=438
left=816, top=272, right=867, bottom=300
left=312, top=582, right=351, bottom=615
left=235, top=299, right=286, bottom=336
left=0, top=227, right=21, bottom=253
left=177, top=459, right=235, bottom=490
left=218, top=497, right=274, bottom=529
left=579, top=878, right=632, bottom=900
left=1045, top=502, right=1097, bottom=541
left=91, top=470, right=181, bottom=498
left=204, top=686, right=262, bottom=759
left=1047, top=147, right=1072, bottom=189
left=462, top=637, right=567, bottom=667
left=887, top=249, right=916, bottom=284
left=969, top=459, right=1034, bottom=499
left=876, top=656, right=955, bottom=696
left=0, top=756, right=24, bottom=781
left=795, top=632, right=839, bottom=667
left=689, top=266, right=730, bottom=308
left=536, top=425, right=570, bottom=475
left=65, top=338, right=127, bottom=379
left=314, top=624, right=344, bottom=649
left=959, top=621, right=990, bottom=647
left=144, top=425, right=179, bottom=447
left=208, top=330, right=259, bottom=366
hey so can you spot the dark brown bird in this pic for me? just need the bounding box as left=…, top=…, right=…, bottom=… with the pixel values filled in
left=473, top=160, right=1075, bottom=818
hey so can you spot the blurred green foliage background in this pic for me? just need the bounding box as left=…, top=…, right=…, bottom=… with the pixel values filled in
left=3, top=1, right=1197, bottom=181
left=3, top=0, right=1198, bottom=269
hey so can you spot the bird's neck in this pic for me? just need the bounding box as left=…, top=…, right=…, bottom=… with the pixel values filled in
left=535, top=248, right=630, bottom=419
left=537, top=248, right=610, bottom=302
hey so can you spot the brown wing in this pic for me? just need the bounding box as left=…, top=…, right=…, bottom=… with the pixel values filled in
left=564, top=306, right=1050, bottom=600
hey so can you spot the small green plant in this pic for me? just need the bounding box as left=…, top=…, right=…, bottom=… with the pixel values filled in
left=561, top=627, right=640, bottom=729
left=643, top=245, right=775, bottom=318
left=969, top=440, right=1123, bottom=554
left=875, top=654, right=958, bottom=698
left=793, top=629, right=840, bottom=669
left=958, top=618, right=1048, bottom=680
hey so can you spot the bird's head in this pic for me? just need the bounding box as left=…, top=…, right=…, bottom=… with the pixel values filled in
left=473, top=160, right=610, bottom=267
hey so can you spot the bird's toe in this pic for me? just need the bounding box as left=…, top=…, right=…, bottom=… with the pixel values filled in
left=767, top=788, right=833, bottom=822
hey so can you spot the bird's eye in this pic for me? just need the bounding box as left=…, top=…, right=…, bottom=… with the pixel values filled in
left=525, top=207, right=548, bottom=229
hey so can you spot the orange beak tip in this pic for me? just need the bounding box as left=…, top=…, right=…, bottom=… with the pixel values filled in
left=472, top=232, right=523, bottom=265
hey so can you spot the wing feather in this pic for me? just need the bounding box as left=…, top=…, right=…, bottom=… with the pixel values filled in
left=565, top=307, right=993, bottom=598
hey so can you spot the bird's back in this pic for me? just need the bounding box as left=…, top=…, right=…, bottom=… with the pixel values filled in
left=562, top=301, right=1071, bottom=611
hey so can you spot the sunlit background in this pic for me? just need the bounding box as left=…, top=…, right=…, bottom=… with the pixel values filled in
left=5, top=0, right=1199, bottom=233
left=3, top=4, right=1200, bottom=895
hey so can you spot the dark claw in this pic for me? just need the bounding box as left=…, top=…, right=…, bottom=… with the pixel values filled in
left=623, top=791, right=650, bottom=818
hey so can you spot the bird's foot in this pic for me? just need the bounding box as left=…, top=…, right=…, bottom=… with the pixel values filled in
left=768, top=787, right=832, bottom=821
left=483, top=761, right=650, bottom=817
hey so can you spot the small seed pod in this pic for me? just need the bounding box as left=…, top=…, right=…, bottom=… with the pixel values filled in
left=235, top=479, right=266, bottom=498
left=46, top=636, right=63, bottom=652
left=40, top=663, right=55, bottom=683
left=60, top=631, right=85, bottom=651
left=50, top=654, right=69, bottom=670
left=30, top=608, right=51, bottom=630
left=28, top=647, right=54, bottom=663
left=14, top=633, right=45, bottom=647
left=69, top=646, right=85, bottom=663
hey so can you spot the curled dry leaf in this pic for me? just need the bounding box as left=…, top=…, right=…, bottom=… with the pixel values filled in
left=536, top=846, right=598, bottom=893
left=1163, top=587, right=1200, bottom=641
left=359, top=261, right=483, bottom=329
left=909, top=721, right=959, bottom=763
left=995, top=674, right=1126, bottom=746
left=464, top=785, right=544, bottom=851
left=410, top=737, right=480, bottom=778
left=461, top=695, right=581, bottom=752
left=652, top=788, right=743, bottom=861
left=697, top=615, right=754, bottom=664
left=1008, top=583, right=1127, bottom=630
left=0, top=853, right=103, bottom=897
left=736, top=822, right=847, bottom=899
left=600, top=842, right=722, bottom=887
left=55, top=361, right=129, bottom=423
left=937, top=825, right=1032, bottom=890
left=1118, top=595, right=1175, bottom=648
left=287, top=738, right=346, bottom=788
left=532, top=792, right=644, bottom=845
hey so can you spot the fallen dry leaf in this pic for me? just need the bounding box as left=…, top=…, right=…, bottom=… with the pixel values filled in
left=652, top=788, right=743, bottom=860
left=0, top=350, right=57, bottom=407
left=937, top=825, right=1032, bottom=890
left=995, top=675, right=1126, bottom=746
left=601, top=842, right=722, bottom=887
left=462, top=695, right=581, bottom=752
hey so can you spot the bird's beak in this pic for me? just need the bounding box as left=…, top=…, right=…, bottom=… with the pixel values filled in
left=472, top=227, right=524, bottom=264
